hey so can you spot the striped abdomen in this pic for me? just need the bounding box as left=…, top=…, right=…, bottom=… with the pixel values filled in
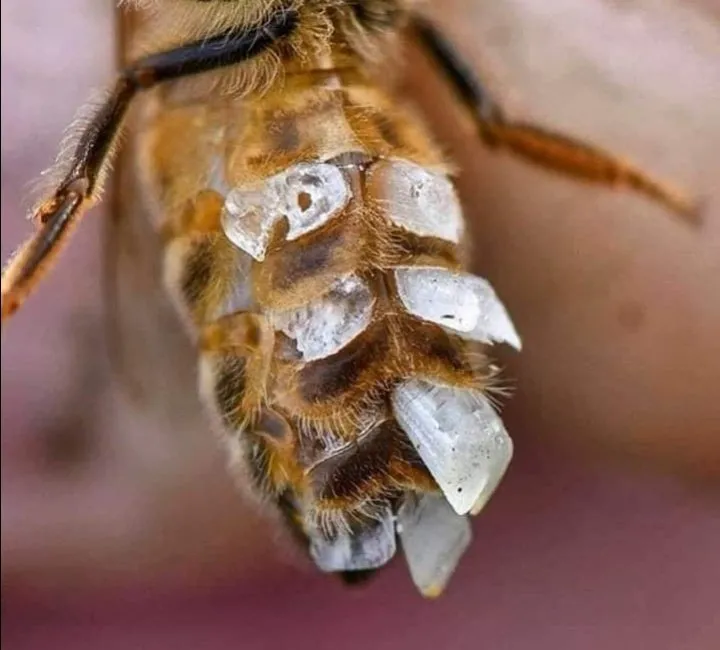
left=139, top=71, right=520, bottom=595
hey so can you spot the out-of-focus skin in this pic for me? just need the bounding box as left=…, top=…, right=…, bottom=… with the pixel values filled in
left=1, top=1, right=719, bottom=649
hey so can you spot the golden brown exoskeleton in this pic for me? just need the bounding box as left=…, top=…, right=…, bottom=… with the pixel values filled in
left=1, top=0, right=697, bottom=596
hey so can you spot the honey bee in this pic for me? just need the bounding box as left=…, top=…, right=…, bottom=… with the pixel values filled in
left=1, top=0, right=696, bottom=597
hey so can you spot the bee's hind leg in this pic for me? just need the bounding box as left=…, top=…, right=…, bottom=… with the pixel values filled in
left=411, top=16, right=697, bottom=221
left=1, top=9, right=299, bottom=323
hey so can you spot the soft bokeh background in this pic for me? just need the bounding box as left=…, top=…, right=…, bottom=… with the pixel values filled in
left=2, top=1, right=719, bottom=648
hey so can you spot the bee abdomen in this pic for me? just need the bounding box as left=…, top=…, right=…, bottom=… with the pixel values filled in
left=137, top=47, right=524, bottom=593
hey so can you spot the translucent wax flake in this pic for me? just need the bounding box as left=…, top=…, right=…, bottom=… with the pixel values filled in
left=309, top=508, right=397, bottom=573
left=272, top=275, right=374, bottom=361
left=397, top=493, right=472, bottom=598
left=392, top=378, right=513, bottom=515
left=222, top=162, right=351, bottom=261
left=368, top=159, right=464, bottom=244
left=394, top=266, right=522, bottom=350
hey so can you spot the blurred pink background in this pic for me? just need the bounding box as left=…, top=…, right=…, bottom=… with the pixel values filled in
left=2, top=1, right=719, bottom=649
